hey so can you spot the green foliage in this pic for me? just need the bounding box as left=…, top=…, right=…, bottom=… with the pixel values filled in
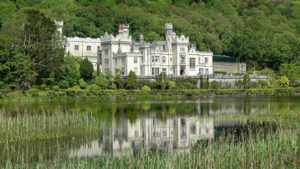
left=79, top=58, right=93, bottom=81
left=126, top=71, right=138, bottom=89
left=59, top=80, right=69, bottom=89
left=243, top=74, right=251, bottom=89
left=113, top=73, right=124, bottom=89
left=234, top=72, right=243, bottom=75
left=52, top=86, right=59, bottom=91
left=277, top=76, right=289, bottom=88
left=95, top=75, right=109, bottom=89
left=58, top=55, right=80, bottom=86
left=175, top=78, right=198, bottom=89
left=210, top=81, right=220, bottom=89
left=89, top=84, right=100, bottom=94
left=78, top=79, right=87, bottom=89
left=214, top=71, right=227, bottom=75
left=167, top=80, right=176, bottom=89
left=157, top=73, right=168, bottom=90
left=142, top=86, right=151, bottom=91
left=258, top=80, right=268, bottom=88
left=201, top=77, right=209, bottom=89
left=279, top=63, right=298, bottom=86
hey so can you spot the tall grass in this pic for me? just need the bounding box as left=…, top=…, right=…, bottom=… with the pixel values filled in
left=2, top=128, right=299, bottom=169
left=0, top=113, right=102, bottom=143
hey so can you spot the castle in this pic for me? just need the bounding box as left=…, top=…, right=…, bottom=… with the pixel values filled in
left=65, top=23, right=214, bottom=76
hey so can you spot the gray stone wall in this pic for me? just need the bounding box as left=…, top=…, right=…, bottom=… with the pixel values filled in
left=213, top=62, right=246, bottom=74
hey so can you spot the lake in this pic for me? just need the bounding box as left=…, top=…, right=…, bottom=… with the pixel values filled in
left=0, top=96, right=299, bottom=165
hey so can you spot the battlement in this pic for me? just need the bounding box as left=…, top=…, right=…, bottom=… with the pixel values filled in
left=165, top=23, right=173, bottom=30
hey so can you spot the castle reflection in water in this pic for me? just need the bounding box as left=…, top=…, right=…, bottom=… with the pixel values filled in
left=70, top=116, right=216, bottom=158
left=69, top=98, right=274, bottom=158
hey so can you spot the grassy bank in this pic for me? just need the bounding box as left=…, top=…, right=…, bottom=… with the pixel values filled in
left=2, top=128, right=299, bottom=169
left=1, top=87, right=300, bottom=101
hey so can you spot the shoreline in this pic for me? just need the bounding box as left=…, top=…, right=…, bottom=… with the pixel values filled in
left=1, top=88, right=299, bottom=101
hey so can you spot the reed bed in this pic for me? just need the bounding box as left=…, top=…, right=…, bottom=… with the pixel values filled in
left=2, top=128, right=299, bottom=169
left=0, top=113, right=101, bottom=143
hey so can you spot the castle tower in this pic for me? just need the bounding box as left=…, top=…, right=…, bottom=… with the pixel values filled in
left=139, top=33, right=144, bottom=44
left=54, top=20, right=63, bottom=35
left=165, top=23, right=173, bottom=42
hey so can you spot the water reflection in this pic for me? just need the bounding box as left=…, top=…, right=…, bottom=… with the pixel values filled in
left=70, top=116, right=216, bottom=158
left=0, top=96, right=299, bottom=162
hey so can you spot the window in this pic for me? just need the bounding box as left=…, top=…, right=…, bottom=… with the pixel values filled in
left=105, top=68, right=109, bottom=74
left=75, top=45, right=79, bottom=50
left=198, top=57, right=201, bottom=64
left=135, top=131, right=139, bottom=137
left=114, top=58, right=117, bottom=64
left=152, top=56, right=155, bottom=63
left=155, top=68, right=159, bottom=75
left=180, top=56, right=185, bottom=64
left=170, top=68, right=173, bottom=74
left=97, top=46, right=100, bottom=50
left=170, top=57, right=172, bottom=62
left=155, top=56, right=159, bottom=63
left=163, top=45, right=166, bottom=51
left=199, top=68, right=203, bottom=75
left=180, top=47, right=185, bottom=51
left=205, top=68, right=209, bottom=74
left=152, top=68, right=155, bottom=76
left=163, top=130, right=167, bottom=136
left=162, top=68, right=166, bottom=73
left=105, top=59, right=109, bottom=66
left=105, top=49, right=108, bottom=55
left=205, top=57, right=208, bottom=64
left=122, top=58, right=125, bottom=64
left=190, top=124, right=196, bottom=134
left=134, top=67, right=138, bottom=74
left=87, top=45, right=91, bottom=51
left=162, top=56, right=166, bottom=63
left=134, top=57, right=138, bottom=64
left=190, top=58, right=195, bottom=69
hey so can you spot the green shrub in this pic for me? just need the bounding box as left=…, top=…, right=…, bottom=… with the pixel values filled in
left=277, top=76, right=289, bottom=88
left=78, top=79, right=87, bottom=89
left=234, top=71, right=243, bottom=75
left=210, top=81, right=220, bottom=89
left=214, top=71, right=227, bottom=75
left=59, top=80, right=69, bottom=89
left=167, top=80, right=176, bottom=89
left=243, top=74, right=251, bottom=89
left=46, top=78, right=55, bottom=86
left=95, top=75, right=109, bottom=89
left=142, top=86, right=151, bottom=91
left=258, top=80, right=268, bottom=88
left=200, top=77, right=209, bottom=89
left=138, top=79, right=149, bottom=89
left=52, top=86, right=59, bottom=91
left=89, top=84, right=100, bottom=95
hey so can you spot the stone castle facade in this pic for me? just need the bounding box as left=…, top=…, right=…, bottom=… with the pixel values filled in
left=65, top=23, right=214, bottom=76
left=63, top=22, right=246, bottom=76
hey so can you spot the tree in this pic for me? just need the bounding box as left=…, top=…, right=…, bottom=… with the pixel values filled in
left=157, top=73, right=168, bottom=89
left=114, top=73, right=124, bottom=89
left=279, top=63, right=298, bottom=86
left=95, top=74, right=109, bottom=89
left=58, top=55, right=80, bottom=86
left=79, top=58, right=93, bottom=81
left=243, top=74, right=251, bottom=89
left=126, top=71, right=138, bottom=89
left=277, top=76, right=289, bottom=88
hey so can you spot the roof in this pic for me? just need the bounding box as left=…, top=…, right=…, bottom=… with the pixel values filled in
left=213, top=55, right=236, bottom=62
